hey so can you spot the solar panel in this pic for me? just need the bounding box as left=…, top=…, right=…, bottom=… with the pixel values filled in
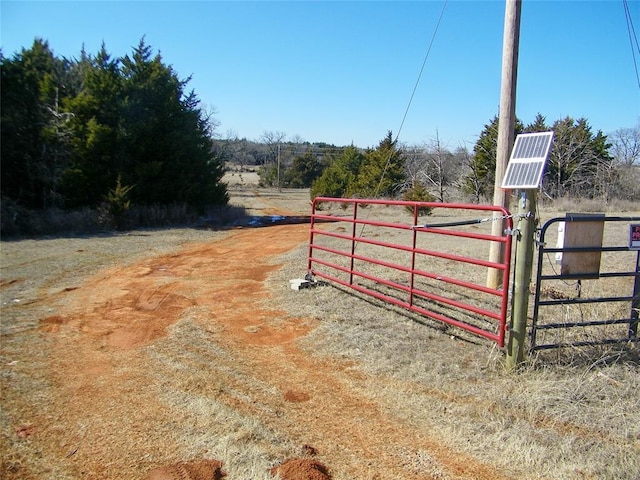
left=501, top=131, right=554, bottom=189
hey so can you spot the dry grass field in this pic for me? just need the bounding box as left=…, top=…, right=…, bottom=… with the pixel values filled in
left=1, top=172, right=638, bottom=479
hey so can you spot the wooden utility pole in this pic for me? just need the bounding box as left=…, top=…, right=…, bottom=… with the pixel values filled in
left=277, top=143, right=281, bottom=192
left=487, top=0, right=522, bottom=289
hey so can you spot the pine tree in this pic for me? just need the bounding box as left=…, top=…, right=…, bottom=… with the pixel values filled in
left=119, top=39, right=227, bottom=207
left=62, top=44, right=125, bottom=207
left=545, top=117, right=612, bottom=199
left=284, top=152, right=324, bottom=188
left=353, top=131, right=406, bottom=198
left=525, top=113, right=549, bottom=133
left=1, top=39, right=72, bottom=208
left=461, top=115, right=523, bottom=201
left=310, top=146, right=363, bottom=199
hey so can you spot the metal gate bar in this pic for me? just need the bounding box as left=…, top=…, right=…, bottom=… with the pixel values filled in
left=307, top=197, right=513, bottom=346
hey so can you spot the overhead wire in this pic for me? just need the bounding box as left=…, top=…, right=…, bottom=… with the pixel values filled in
left=623, top=0, right=640, bottom=91
left=394, top=0, right=449, bottom=147
left=371, top=0, right=449, bottom=201
left=353, top=0, right=448, bottom=244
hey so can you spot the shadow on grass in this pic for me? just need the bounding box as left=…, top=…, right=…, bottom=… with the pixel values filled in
left=0, top=203, right=333, bottom=241
left=217, top=215, right=318, bottom=229
left=319, top=281, right=487, bottom=347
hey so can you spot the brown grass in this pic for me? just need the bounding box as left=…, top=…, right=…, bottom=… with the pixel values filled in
left=1, top=179, right=639, bottom=479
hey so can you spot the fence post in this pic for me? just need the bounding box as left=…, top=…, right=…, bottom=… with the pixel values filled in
left=349, top=201, right=358, bottom=285
left=506, top=190, right=536, bottom=370
left=630, top=250, right=639, bottom=338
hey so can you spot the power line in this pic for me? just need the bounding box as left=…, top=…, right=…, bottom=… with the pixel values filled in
left=394, top=0, right=449, bottom=145
left=372, top=0, right=448, bottom=201
left=623, top=0, right=640, bottom=91
left=354, top=0, right=448, bottom=244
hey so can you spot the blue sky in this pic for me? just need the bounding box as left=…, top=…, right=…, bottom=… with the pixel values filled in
left=2, top=0, right=639, bottom=148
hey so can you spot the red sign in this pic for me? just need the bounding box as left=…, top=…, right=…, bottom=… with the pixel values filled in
left=631, top=224, right=640, bottom=250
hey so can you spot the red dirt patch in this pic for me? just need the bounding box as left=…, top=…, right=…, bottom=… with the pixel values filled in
left=15, top=424, right=36, bottom=439
left=284, top=390, right=311, bottom=403
left=270, top=458, right=331, bottom=480
left=0, top=278, right=24, bottom=288
left=147, top=459, right=226, bottom=480
left=40, top=226, right=313, bottom=351
left=38, top=315, right=65, bottom=333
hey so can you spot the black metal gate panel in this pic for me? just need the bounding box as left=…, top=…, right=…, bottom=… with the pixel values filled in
left=531, top=215, right=640, bottom=351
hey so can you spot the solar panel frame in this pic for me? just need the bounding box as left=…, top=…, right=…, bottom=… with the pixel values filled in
left=501, top=131, right=554, bottom=189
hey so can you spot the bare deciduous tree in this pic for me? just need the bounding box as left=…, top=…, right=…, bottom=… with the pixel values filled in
left=260, top=130, right=287, bottom=165
left=259, top=130, right=287, bottom=187
left=402, top=134, right=461, bottom=203
left=403, top=145, right=427, bottom=190
left=454, top=144, right=486, bottom=203
left=422, top=133, right=460, bottom=202
left=609, top=123, right=640, bottom=167
left=544, top=117, right=605, bottom=198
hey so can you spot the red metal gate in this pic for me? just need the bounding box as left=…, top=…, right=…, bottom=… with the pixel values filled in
left=307, top=197, right=513, bottom=346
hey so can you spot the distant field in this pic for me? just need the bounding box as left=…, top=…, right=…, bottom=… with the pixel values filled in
left=223, top=169, right=261, bottom=187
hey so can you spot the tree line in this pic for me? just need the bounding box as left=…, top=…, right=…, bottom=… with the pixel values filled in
left=1, top=38, right=227, bottom=218
left=462, top=114, right=639, bottom=203
left=222, top=117, right=638, bottom=206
